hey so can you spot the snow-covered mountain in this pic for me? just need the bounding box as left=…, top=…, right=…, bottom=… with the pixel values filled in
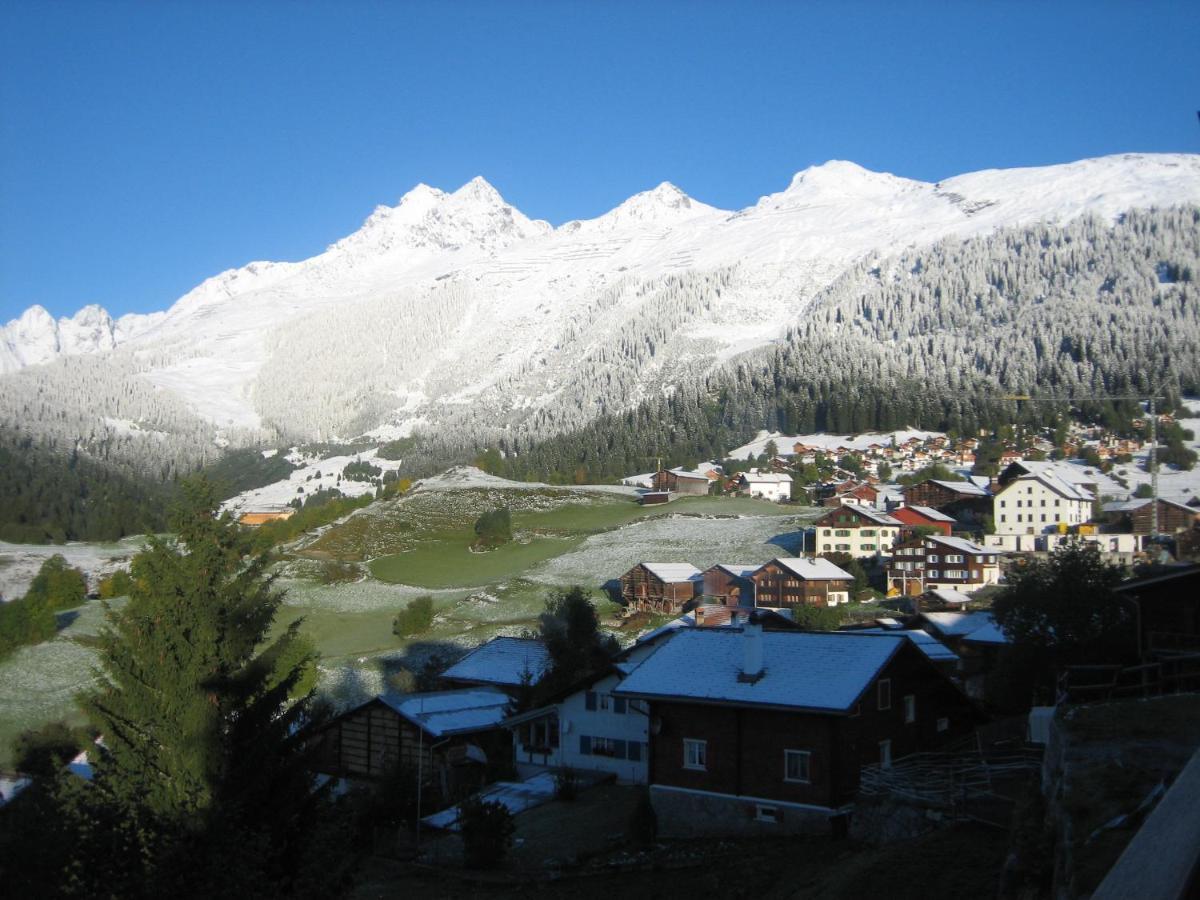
left=3, top=153, right=1199, bottom=448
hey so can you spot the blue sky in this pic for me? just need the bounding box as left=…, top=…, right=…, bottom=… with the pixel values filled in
left=2, top=1, right=1198, bottom=323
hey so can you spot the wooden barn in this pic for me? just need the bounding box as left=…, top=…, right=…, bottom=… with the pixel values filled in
left=1103, top=497, right=1199, bottom=536
left=308, top=688, right=512, bottom=806
left=651, top=468, right=712, bottom=496
left=621, top=562, right=702, bottom=613
left=701, top=564, right=759, bottom=607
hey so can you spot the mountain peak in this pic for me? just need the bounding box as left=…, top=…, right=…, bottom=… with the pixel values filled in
left=452, top=176, right=504, bottom=204
left=564, top=181, right=722, bottom=234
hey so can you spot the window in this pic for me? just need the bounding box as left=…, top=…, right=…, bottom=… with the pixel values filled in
left=946, top=554, right=964, bottom=564
left=927, top=554, right=939, bottom=563
left=944, top=570, right=966, bottom=579
left=836, top=544, right=850, bottom=552
left=599, top=693, right=612, bottom=711
left=755, top=803, right=779, bottom=823
left=683, top=739, right=707, bottom=771
left=879, top=739, right=892, bottom=769
left=877, top=679, right=891, bottom=710
left=928, top=569, right=940, bottom=578
left=784, top=749, right=812, bottom=783
left=1000, top=514, right=1006, bottom=523
left=822, top=544, right=831, bottom=551
left=904, top=694, right=916, bottom=724
left=999, top=500, right=1006, bottom=508
left=834, top=529, right=851, bottom=537
left=861, top=529, right=876, bottom=537
left=937, top=717, right=949, bottom=733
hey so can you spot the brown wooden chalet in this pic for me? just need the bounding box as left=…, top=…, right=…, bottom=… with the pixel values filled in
left=750, top=557, right=854, bottom=608
left=900, top=479, right=990, bottom=518
left=614, top=622, right=977, bottom=836
left=307, top=688, right=512, bottom=805
left=621, top=562, right=702, bottom=613
left=886, top=534, right=999, bottom=596
left=701, top=564, right=759, bottom=607
left=1103, top=497, right=1199, bottom=536
left=651, top=468, right=712, bottom=496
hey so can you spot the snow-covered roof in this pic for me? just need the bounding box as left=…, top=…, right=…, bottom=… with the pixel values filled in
left=709, top=563, right=761, bottom=579
left=440, top=637, right=551, bottom=687
left=1103, top=497, right=1196, bottom=514
left=928, top=534, right=992, bottom=555
left=921, top=611, right=1010, bottom=644
left=999, top=472, right=1093, bottom=502
left=642, top=562, right=703, bottom=583
left=741, top=472, right=792, bottom=483
left=668, top=467, right=711, bottom=482
left=928, top=587, right=974, bottom=605
left=772, top=557, right=855, bottom=581
left=380, top=688, right=512, bottom=738
left=615, top=629, right=906, bottom=712
left=907, top=505, right=956, bottom=522
left=820, top=505, right=901, bottom=526
left=928, top=479, right=989, bottom=496
left=849, top=628, right=960, bottom=662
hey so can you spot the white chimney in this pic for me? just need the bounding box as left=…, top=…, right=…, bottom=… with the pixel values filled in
left=740, top=621, right=764, bottom=682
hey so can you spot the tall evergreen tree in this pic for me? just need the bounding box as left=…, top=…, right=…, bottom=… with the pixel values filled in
left=67, top=478, right=327, bottom=897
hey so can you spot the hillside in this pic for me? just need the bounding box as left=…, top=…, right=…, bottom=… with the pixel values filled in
left=1, top=154, right=1197, bottom=481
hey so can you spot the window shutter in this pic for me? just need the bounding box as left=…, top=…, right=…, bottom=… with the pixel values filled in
left=580, top=735, right=591, bottom=755
left=613, top=739, right=627, bottom=759
left=585, top=691, right=596, bottom=711
left=614, top=697, right=627, bottom=714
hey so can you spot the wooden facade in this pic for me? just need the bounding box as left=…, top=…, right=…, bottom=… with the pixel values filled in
left=642, top=642, right=977, bottom=813
left=701, top=565, right=757, bottom=607
left=620, top=563, right=700, bottom=613
left=308, top=698, right=511, bottom=805
left=652, top=469, right=711, bottom=496
left=1128, top=499, right=1198, bottom=535
left=751, top=559, right=850, bottom=608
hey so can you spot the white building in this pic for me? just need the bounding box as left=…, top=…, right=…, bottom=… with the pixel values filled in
left=738, top=470, right=793, bottom=502
left=992, top=473, right=1093, bottom=536
left=507, top=639, right=667, bottom=784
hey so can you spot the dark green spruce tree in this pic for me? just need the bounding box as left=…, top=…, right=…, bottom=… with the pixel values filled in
left=36, top=479, right=337, bottom=897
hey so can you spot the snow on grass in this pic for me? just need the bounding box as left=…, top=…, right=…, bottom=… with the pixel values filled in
left=531, top=509, right=819, bottom=586
left=0, top=536, right=143, bottom=601
left=730, top=429, right=945, bottom=460
left=221, top=446, right=406, bottom=515
left=417, top=465, right=637, bottom=496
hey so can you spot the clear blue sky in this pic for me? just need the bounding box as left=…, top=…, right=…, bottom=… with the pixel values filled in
left=2, top=1, right=1198, bottom=323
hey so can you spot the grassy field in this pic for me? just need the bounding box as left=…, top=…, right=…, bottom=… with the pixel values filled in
left=0, top=484, right=814, bottom=767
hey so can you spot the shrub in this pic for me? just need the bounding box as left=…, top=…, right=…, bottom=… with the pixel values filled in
left=472, top=507, right=512, bottom=550
left=627, top=787, right=657, bottom=848
left=318, top=560, right=360, bottom=584
left=553, top=767, right=579, bottom=802
left=98, top=569, right=133, bottom=599
left=12, top=720, right=93, bottom=777
left=458, top=795, right=515, bottom=869
left=392, top=595, right=435, bottom=637
left=25, top=555, right=87, bottom=611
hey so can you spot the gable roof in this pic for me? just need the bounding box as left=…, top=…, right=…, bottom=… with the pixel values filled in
left=921, top=611, right=1010, bottom=644
left=668, top=467, right=711, bottom=482
left=440, top=636, right=551, bottom=687
left=906, top=505, right=956, bottom=522
left=708, top=563, right=760, bottom=579
left=379, top=688, right=512, bottom=738
left=846, top=628, right=960, bottom=662
left=614, top=629, right=906, bottom=713
left=817, top=505, right=902, bottom=526
left=769, top=557, right=855, bottom=581
left=927, top=534, right=991, bottom=555
left=740, top=472, right=793, bottom=484
left=641, top=562, right=703, bottom=583
left=1103, top=497, right=1197, bottom=515
left=927, top=479, right=989, bottom=497
left=998, top=472, right=1093, bottom=502
left=928, top=587, right=974, bottom=605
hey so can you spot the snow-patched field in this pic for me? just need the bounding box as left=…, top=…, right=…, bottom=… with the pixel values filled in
left=731, top=429, right=945, bottom=460
left=0, top=536, right=144, bottom=601
left=220, top=446, right=407, bottom=516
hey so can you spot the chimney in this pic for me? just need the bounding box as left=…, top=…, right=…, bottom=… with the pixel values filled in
left=739, top=620, right=765, bottom=683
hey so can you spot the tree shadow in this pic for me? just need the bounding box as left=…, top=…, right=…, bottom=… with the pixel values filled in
left=767, top=528, right=810, bottom=555
left=55, top=609, right=81, bottom=631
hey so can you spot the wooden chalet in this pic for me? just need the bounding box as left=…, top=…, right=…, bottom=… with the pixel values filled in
left=813, top=505, right=904, bottom=558
left=620, top=562, right=702, bottom=613
left=701, top=564, right=759, bottom=607
left=1102, top=498, right=1199, bottom=536
left=308, top=688, right=512, bottom=803
left=887, top=534, right=999, bottom=596
left=751, top=557, right=854, bottom=608
left=652, top=468, right=712, bottom=496
left=900, top=479, right=990, bottom=517
left=615, top=623, right=978, bottom=836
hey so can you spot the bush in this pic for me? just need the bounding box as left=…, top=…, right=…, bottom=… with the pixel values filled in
left=98, top=569, right=133, bottom=599
left=627, top=787, right=657, bottom=848
left=458, top=795, right=515, bottom=869
left=472, top=507, right=512, bottom=550
left=553, top=767, right=579, bottom=802
left=25, top=555, right=87, bottom=611
left=318, top=560, right=360, bottom=584
left=392, top=595, right=435, bottom=637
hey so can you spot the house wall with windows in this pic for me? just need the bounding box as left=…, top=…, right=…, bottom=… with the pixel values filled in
left=813, top=507, right=902, bottom=558
left=993, top=475, right=1092, bottom=536
left=511, top=671, right=650, bottom=784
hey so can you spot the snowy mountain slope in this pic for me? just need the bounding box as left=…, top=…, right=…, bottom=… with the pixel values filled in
left=3, top=153, right=1199, bottom=449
